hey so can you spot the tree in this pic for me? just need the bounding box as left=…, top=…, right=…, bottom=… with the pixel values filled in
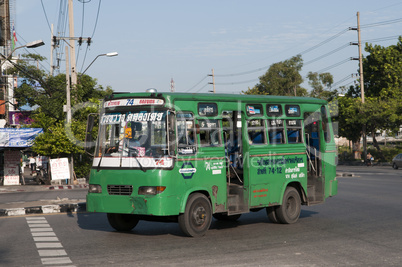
left=307, top=71, right=336, bottom=100
left=338, top=37, right=402, bottom=160
left=8, top=53, right=112, bottom=177
left=243, top=55, right=307, bottom=96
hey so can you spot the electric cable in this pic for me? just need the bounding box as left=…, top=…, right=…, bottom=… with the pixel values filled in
left=186, top=75, right=209, bottom=92
left=194, top=83, right=209, bottom=93
left=315, top=58, right=352, bottom=74
left=304, top=43, right=351, bottom=66
left=360, top=17, right=402, bottom=28
left=91, top=0, right=102, bottom=38
left=40, top=0, right=52, bottom=31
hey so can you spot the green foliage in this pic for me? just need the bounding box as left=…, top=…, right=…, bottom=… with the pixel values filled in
left=363, top=37, right=402, bottom=99
left=307, top=71, right=336, bottom=100
left=367, top=145, right=402, bottom=163
left=243, top=55, right=308, bottom=96
left=338, top=37, right=402, bottom=159
left=10, top=53, right=112, bottom=177
left=336, top=96, right=363, bottom=143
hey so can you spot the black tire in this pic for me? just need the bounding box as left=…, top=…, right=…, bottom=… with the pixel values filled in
left=275, top=187, right=301, bottom=224
left=107, top=213, right=139, bottom=232
left=393, top=163, right=398, bottom=169
left=213, top=213, right=241, bottom=222
left=178, top=193, right=212, bottom=237
left=266, top=206, right=279, bottom=223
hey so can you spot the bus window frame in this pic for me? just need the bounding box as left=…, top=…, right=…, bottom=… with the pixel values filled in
left=266, top=104, right=283, bottom=117
left=268, top=119, right=286, bottom=145
left=247, top=118, right=266, bottom=145
left=286, top=119, right=303, bottom=144
left=198, top=118, right=222, bottom=147
left=285, top=105, right=301, bottom=117
left=246, top=104, right=263, bottom=117
left=176, top=112, right=197, bottom=155
left=321, top=106, right=331, bottom=143
left=198, top=102, right=218, bottom=117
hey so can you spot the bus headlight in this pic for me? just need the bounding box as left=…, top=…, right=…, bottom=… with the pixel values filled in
left=138, top=186, right=166, bottom=195
left=88, top=184, right=102, bottom=193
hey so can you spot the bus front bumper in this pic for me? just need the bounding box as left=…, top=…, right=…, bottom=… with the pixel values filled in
left=86, top=193, right=181, bottom=216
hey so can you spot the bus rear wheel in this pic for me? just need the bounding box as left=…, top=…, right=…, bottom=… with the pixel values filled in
left=266, top=206, right=279, bottom=223
left=107, top=213, right=139, bottom=232
left=178, top=193, right=212, bottom=237
left=276, top=187, right=301, bottom=224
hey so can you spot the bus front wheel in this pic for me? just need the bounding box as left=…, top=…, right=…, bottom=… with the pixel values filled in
left=276, top=187, right=301, bottom=224
left=178, top=193, right=212, bottom=237
left=107, top=213, right=139, bottom=232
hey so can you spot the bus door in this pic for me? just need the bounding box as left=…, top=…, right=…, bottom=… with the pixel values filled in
left=304, top=112, right=324, bottom=204
left=222, top=110, right=248, bottom=215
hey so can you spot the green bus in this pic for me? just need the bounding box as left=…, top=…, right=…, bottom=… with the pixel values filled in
left=86, top=90, right=337, bottom=237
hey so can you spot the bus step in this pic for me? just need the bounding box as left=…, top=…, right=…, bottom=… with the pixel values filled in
left=307, top=185, right=315, bottom=202
left=227, top=194, right=248, bottom=213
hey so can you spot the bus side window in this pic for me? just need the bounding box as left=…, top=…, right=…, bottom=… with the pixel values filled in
left=199, top=119, right=221, bottom=147
left=247, top=119, right=266, bottom=145
left=321, top=106, right=331, bottom=143
left=177, top=113, right=197, bottom=155
left=286, top=120, right=303, bottom=143
left=268, top=119, right=285, bottom=144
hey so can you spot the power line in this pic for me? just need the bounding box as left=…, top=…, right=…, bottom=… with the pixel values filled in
left=194, top=83, right=209, bottom=93
left=304, top=43, right=351, bottom=66
left=91, top=0, right=102, bottom=38
left=363, top=35, right=401, bottom=43
left=214, top=28, right=352, bottom=78
left=40, top=0, right=52, bottom=31
left=315, top=58, right=352, bottom=73
left=360, top=17, right=402, bottom=28
left=215, top=78, right=259, bottom=86
left=186, top=75, right=208, bottom=92
left=298, top=28, right=350, bottom=56
left=331, top=74, right=357, bottom=88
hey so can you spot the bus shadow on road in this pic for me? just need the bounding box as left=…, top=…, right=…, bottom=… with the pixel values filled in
left=73, top=209, right=320, bottom=237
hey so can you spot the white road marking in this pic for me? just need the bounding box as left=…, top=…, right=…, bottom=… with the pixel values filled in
left=32, top=232, right=56, bottom=236
left=33, top=237, right=59, bottom=242
left=28, top=223, right=51, bottom=227
left=38, top=249, right=67, bottom=257
left=30, top=227, right=53, bottom=232
left=41, top=257, right=73, bottom=265
left=36, top=242, right=63, bottom=248
left=26, top=217, right=73, bottom=265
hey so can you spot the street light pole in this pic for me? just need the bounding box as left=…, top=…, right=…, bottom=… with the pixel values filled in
left=80, top=52, right=118, bottom=77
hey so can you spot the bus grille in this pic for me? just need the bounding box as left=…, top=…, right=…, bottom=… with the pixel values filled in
left=107, top=185, right=133, bottom=196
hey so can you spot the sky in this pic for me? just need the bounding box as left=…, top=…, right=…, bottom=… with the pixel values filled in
left=13, top=0, right=402, bottom=95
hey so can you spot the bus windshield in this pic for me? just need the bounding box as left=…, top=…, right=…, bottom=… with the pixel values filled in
left=96, top=110, right=168, bottom=161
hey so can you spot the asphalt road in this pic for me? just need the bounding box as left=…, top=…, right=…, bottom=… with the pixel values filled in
left=1, top=166, right=402, bottom=266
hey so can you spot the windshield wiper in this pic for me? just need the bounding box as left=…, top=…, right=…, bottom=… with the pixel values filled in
left=97, top=151, right=104, bottom=172
left=129, top=147, right=146, bottom=172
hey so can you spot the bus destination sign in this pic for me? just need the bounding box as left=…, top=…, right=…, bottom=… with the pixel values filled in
left=104, top=98, right=164, bottom=108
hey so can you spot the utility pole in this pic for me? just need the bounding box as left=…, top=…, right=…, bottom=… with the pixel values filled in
left=351, top=11, right=366, bottom=160
left=65, top=46, right=71, bottom=123
left=68, top=0, right=77, bottom=87
left=208, top=68, right=216, bottom=93
left=50, top=24, right=54, bottom=76
left=357, top=12, right=364, bottom=103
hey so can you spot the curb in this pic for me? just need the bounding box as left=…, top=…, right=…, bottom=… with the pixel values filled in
left=0, top=184, right=89, bottom=193
left=336, top=172, right=354, bottom=177
left=49, top=184, right=88, bottom=190
left=0, top=202, right=86, bottom=217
